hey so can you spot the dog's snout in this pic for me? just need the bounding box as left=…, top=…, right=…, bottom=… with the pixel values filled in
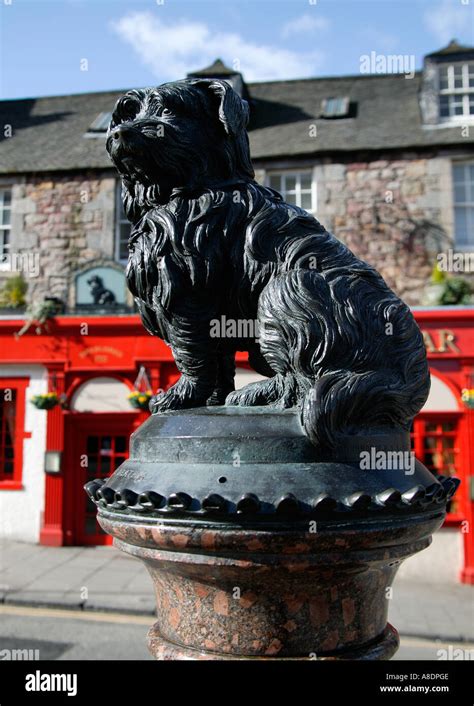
left=111, top=124, right=134, bottom=142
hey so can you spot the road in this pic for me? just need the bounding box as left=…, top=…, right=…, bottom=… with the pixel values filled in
left=0, top=605, right=472, bottom=661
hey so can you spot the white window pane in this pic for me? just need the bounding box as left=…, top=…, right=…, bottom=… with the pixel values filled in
left=453, top=165, right=465, bottom=183
left=119, top=223, right=130, bottom=259
left=454, top=183, right=466, bottom=203
left=300, top=192, right=313, bottom=210
left=1, top=209, right=11, bottom=226
left=454, top=68, right=463, bottom=89
left=120, top=222, right=131, bottom=241
left=439, top=71, right=449, bottom=90
left=470, top=97, right=474, bottom=114
left=285, top=192, right=297, bottom=206
left=469, top=165, right=474, bottom=183
left=0, top=230, right=9, bottom=253
left=2, top=190, right=11, bottom=207
left=454, top=207, right=468, bottom=245
left=119, top=200, right=127, bottom=219
left=300, top=174, right=312, bottom=190
left=285, top=176, right=296, bottom=191
left=268, top=175, right=280, bottom=190
left=439, top=95, right=450, bottom=117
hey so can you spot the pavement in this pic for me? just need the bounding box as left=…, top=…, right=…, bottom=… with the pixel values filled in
left=1, top=540, right=473, bottom=642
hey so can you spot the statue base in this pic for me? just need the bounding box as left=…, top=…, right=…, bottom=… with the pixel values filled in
left=85, top=407, right=458, bottom=660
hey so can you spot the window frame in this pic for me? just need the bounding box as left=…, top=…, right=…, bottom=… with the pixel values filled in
left=452, top=161, right=474, bottom=251
left=0, top=187, right=12, bottom=263
left=438, top=61, right=474, bottom=121
left=114, top=181, right=131, bottom=264
left=265, top=170, right=317, bottom=212
left=0, top=377, right=29, bottom=491
left=411, top=412, right=464, bottom=525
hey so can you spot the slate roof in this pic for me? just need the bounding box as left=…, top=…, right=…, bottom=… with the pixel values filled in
left=0, top=48, right=473, bottom=174
left=425, top=38, right=474, bottom=58
left=188, top=58, right=238, bottom=77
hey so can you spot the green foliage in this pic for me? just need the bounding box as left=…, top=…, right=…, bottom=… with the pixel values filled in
left=438, top=277, right=472, bottom=306
left=431, top=262, right=446, bottom=285
left=0, top=274, right=28, bottom=308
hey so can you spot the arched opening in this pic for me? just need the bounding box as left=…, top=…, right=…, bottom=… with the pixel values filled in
left=70, top=376, right=133, bottom=413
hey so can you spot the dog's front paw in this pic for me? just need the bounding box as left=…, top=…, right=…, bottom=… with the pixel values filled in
left=206, top=387, right=234, bottom=406
left=226, top=378, right=276, bottom=407
left=150, top=377, right=211, bottom=413
left=226, top=374, right=299, bottom=409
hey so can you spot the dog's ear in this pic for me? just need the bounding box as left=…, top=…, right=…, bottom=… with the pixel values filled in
left=196, top=79, right=250, bottom=137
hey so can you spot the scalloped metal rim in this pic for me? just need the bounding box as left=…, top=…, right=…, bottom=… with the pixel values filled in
left=85, top=475, right=459, bottom=520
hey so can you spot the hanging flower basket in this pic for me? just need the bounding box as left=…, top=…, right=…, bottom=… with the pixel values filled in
left=128, top=390, right=153, bottom=411
left=30, top=393, right=60, bottom=410
left=461, top=389, right=474, bottom=409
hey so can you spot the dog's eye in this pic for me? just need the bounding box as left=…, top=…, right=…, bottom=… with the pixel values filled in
left=161, top=107, right=173, bottom=117
left=117, top=96, right=140, bottom=120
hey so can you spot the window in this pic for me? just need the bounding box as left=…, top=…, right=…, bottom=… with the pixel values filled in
left=321, top=96, right=350, bottom=119
left=0, top=379, right=28, bottom=490
left=452, top=163, right=474, bottom=249
left=84, top=112, right=112, bottom=138
left=115, top=182, right=131, bottom=262
left=0, top=188, right=12, bottom=261
left=267, top=171, right=316, bottom=212
left=439, top=62, right=474, bottom=119
left=88, top=112, right=112, bottom=132
left=411, top=416, right=462, bottom=521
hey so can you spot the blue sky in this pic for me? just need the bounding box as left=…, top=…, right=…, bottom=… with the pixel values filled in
left=0, top=0, right=473, bottom=99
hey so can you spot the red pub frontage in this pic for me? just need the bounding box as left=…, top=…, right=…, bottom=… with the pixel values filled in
left=0, top=308, right=473, bottom=583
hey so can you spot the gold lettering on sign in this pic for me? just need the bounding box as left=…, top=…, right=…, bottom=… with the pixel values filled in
left=422, top=329, right=460, bottom=354
left=78, top=346, right=123, bottom=359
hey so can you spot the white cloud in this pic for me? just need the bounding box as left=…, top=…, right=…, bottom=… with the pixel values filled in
left=281, top=13, right=330, bottom=39
left=360, top=27, right=400, bottom=52
left=111, top=12, right=325, bottom=83
left=424, top=0, right=472, bottom=44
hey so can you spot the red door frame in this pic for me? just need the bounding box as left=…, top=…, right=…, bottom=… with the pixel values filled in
left=0, top=377, right=30, bottom=491
left=63, top=412, right=141, bottom=546
left=412, top=411, right=465, bottom=524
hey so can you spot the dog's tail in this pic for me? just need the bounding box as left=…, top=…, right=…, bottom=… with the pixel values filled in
left=258, top=269, right=430, bottom=451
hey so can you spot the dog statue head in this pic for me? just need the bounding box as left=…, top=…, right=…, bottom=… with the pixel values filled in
left=106, top=79, right=255, bottom=222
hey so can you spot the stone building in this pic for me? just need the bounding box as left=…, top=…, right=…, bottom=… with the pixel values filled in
left=0, top=41, right=473, bottom=307
left=0, top=42, right=473, bottom=585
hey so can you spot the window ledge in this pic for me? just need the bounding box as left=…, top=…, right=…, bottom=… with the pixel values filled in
left=422, top=119, right=474, bottom=130
left=0, top=482, right=24, bottom=491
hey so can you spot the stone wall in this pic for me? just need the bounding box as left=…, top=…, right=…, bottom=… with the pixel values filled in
left=257, top=153, right=457, bottom=305
left=3, top=172, right=117, bottom=306
left=1, top=152, right=464, bottom=309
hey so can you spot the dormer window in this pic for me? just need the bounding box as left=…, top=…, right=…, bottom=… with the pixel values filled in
left=439, top=62, right=474, bottom=119
left=84, top=111, right=112, bottom=137
left=321, top=96, right=350, bottom=119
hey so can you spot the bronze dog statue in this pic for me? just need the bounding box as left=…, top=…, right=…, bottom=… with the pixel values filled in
left=107, top=78, right=430, bottom=450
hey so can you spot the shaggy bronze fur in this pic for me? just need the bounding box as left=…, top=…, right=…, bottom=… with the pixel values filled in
left=107, top=79, right=430, bottom=450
